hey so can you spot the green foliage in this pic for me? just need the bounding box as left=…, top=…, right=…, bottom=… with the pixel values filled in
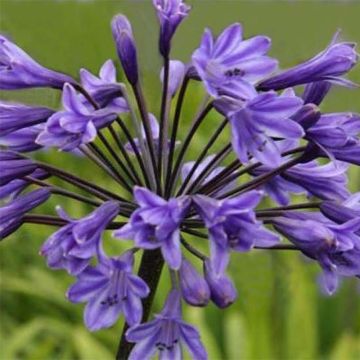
left=1, top=1, right=359, bottom=359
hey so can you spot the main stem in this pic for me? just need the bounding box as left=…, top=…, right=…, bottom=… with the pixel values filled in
left=116, top=249, right=164, bottom=359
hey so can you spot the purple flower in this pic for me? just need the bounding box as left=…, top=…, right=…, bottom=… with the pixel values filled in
left=302, top=81, right=332, bottom=106
left=80, top=60, right=128, bottom=112
left=0, top=188, right=51, bottom=239
left=0, top=151, right=37, bottom=186
left=40, top=201, right=120, bottom=275
left=0, top=168, right=48, bottom=200
left=320, top=193, right=360, bottom=226
left=204, top=259, right=237, bottom=309
left=153, top=0, right=191, bottom=57
left=0, top=125, right=44, bottom=153
left=36, top=83, right=117, bottom=151
left=228, top=90, right=304, bottom=167
left=113, top=187, right=190, bottom=270
left=0, top=35, right=74, bottom=90
left=179, top=257, right=210, bottom=306
left=305, top=113, right=360, bottom=165
left=67, top=251, right=149, bottom=330
left=272, top=212, right=360, bottom=294
left=258, top=32, right=358, bottom=91
left=194, top=191, right=279, bottom=275
left=160, top=60, right=186, bottom=96
left=126, top=289, right=207, bottom=359
left=0, top=101, right=54, bottom=137
left=192, top=23, right=278, bottom=98
left=111, top=15, right=139, bottom=85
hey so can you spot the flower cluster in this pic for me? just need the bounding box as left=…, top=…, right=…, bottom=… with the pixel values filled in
left=1, top=0, right=359, bottom=358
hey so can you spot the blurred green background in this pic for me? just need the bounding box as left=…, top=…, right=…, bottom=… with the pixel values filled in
left=1, top=0, right=360, bottom=359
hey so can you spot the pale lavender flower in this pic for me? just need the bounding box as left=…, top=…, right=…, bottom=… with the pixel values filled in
left=67, top=251, right=149, bottom=330
left=40, top=201, right=120, bottom=275
left=194, top=191, right=279, bottom=275
left=0, top=35, right=74, bottom=89
left=126, top=289, right=207, bottom=359
left=36, top=83, right=117, bottom=151
left=192, top=23, right=278, bottom=98
left=160, top=60, right=186, bottom=96
left=153, top=0, right=191, bottom=56
left=113, top=187, right=190, bottom=270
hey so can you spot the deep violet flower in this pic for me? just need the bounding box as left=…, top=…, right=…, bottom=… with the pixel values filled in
left=0, top=188, right=51, bottom=239
left=36, top=83, right=117, bottom=151
left=0, top=35, right=75, bottom=89
left=0, top=101, right=54, bottom=136
left=194, top=191, right=279, bottom=275
left=192, top=23, right=278, bottom=98
left=113, top=187, right=190, bottom=270
left=67, top=251, right=149, bottom=330
left=80, top=59, right=128, bottom=112
left=302, top=81, right=332, bottom=106
left=272, top=212, right=360, bottom=294
left=126, top=290, right=207, bottom=359
left=153, top=0, right=191, bottom=56
left=40, top=201, right=120, bottom=275
left=258, top=32, right=358, bottom=91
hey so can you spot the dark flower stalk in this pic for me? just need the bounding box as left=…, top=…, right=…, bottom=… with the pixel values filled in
left=1, top=1, right=359, bottom=359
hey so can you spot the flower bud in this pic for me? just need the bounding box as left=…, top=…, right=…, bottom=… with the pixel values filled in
left=302, top=81, right=332, bottom=105
left=291, top=103, right=321, bottom=130
left=204, top=260, right=237, bottom=309
left=179, top=257, right=210, bottom=306
left=111, top=15, right=139, bottom=85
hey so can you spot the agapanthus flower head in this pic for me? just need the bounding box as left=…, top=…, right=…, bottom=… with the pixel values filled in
left=67, top=251, right=149, bottom=330
left=111, top=15, right=139, bottom=85
left=1, top=3, right=359, bottom=358
left=0, top=35, right=75, bottom=89
left=259, top=31, right=359, bottom=91
left=40, top=201, right=120, bottom=275
left=153, top=0, right=191, bottom=56
left=192, top=23, right=278, bottom=98
left=36, top=83, right=117, bottom=151
left=126, top=289, right=207, bottom=359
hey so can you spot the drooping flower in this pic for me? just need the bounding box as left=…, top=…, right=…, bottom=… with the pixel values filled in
left=258, top=32, right=358, bottom=91
left=0, top=35, right=75, bottom=89
left=302, top=81, right=332, bottom=106
left=0, top=188, right=51, bottom=239
left=204, top=259, right=237, bottom=309
left=113, top=187, right=190, bottom=270
left=228, top=90, right=304, bottom=167
left=194, top=191, right=279, bottom=275
left=126, top=289, right=207, bottom=359
left=160, top=60, right=186, bottom=96
left=111, top=15, right=139, bottom=85
left=36, top=83, right=117, bottom=151
left=192, top=23, right=278, bottom=98
left=80, top=59, right=128, bottom=112
left=67, top=251, right=149, bottom=330
left=272, top=212, right=360, bottom=294
left=153, top=0, right=191, bottom=57
left=179, top=257, right=210, bottom=306
left=40, top=201, right=120, bottom=275
left=0, top=168, right=48, bottom=200
left=0, top=151, right=37, bottom=186
left=0, top=101, right=54, bottom=136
